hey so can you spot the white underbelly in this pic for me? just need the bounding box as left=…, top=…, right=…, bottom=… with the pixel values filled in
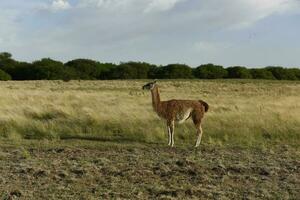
left=176, top=109, right=192, bottom=124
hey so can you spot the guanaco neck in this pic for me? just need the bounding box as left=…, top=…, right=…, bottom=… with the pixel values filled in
left=151, top=85, right=161, bottom=113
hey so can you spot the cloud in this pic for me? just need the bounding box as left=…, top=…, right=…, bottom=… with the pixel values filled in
left=78, top=0, right=184, bottom=12
left=77, top=0, right=138, bottom=10
left=227, top=0, right=300, bottom=28
left=194, top=41, right=231, bottom=53
left=144, top=0, right=184, bottom=13
left=50, top=0, right=71, bottom=11
left=1, top=0, right=300, bottom=66
left=75, top=0, right=299, bottom=28
left=0, top=10, right=20, bottom=48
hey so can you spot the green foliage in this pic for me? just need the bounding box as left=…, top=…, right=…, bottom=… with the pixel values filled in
left=0, top=69, right=11, bottom=81
left=1, top=52, right=300, bottom=80
left=250, top=68, right=275, bottom=80
left=227, top=66, right=252, bottom=79
left=125, top=62, right=156, bottom=79
left=97, top=63, right=118, bottom=79
left=30, top=58, right=67, bottom=80
left=65, top=59, right=117, bottom=80
left=266, top=66, right=298, bottom=80
left=65, top=59, right=101, bottom=79
left=194, top=64, right=228, bottom=79
left=0, top=52, right=12, bottom=59
left=7, top=62, right=34, bottom=80
left=110, top=64, right=138, bottom=79
left=151, top=64, right=194, bottom=79
left=108, top=62, right=156, bottom=79
left=0, top=52, right=19, bottom=75
left=0, top=51, right=13, bottom=80
left=289, top=68, right=300, bottom=80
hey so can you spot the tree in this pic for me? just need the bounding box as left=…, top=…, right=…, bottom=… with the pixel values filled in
left=193, top=64, right=228, bottom=79
left=226, top=66, right=252, bottom=79
left=266, top=66, right=298, bottom=80
left=250, top=68, right=275, bottom=80
left=6, top=62, right=32, bottom=80
left=29, top=58, right=67, bottom=80
left=65, top=59, right=110, bottom=80
left=151, top=64, right=193, bottom=79
left=0, top=69, right=11, bottom=81
left=97, top=63, right=117, bottom=79
left=165, top=64, right=193, bottom=79
left=0, top=52, right=299, bottom=80
left=0, top=52, right=18, bottom=75
left=109, top=64, right=138, bottom=79
left=125, top=61, right=156, bottom=79
left=0, top=52, right=12, bottom=60
left=107, top=62, right=157, bottom=79
left=287, top=68, right=300, bottom=80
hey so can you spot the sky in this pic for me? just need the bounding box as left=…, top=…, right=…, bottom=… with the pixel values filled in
left=0, top=0, right=300, bottom=67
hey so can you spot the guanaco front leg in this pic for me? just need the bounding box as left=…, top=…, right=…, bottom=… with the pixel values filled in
left=167, top=120, right=175, bottom=147
left=167, top=126, right=171, bottom=146
left=170, top=121, right=175, bottom=147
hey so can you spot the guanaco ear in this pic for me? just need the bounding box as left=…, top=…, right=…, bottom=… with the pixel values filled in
left=153, top=80, right=157, bottom=84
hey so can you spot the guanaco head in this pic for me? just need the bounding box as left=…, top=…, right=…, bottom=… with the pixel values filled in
left=142, top=80, right=157, bottom=90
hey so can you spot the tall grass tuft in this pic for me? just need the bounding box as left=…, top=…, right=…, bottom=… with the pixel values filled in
left=0, top=80, right=299, bottom=147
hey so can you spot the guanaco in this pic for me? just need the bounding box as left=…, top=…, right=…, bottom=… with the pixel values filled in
left=143, top=81, right=209, bottom=147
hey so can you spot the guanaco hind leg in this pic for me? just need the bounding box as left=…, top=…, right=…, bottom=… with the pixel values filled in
left=195, top=124, right=203, bottom=148
left=192, top=111, right=203, bottom=148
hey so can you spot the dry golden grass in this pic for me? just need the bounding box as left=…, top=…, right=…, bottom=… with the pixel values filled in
left=0, top=80, right=299, bottom=147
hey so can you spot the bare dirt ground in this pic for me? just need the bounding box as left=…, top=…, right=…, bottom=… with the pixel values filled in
left=0, top=140, right=299, bottom=200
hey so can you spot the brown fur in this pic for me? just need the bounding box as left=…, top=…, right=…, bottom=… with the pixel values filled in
left=199, top=100, right=209, bottom=112
left=143, top=81, right=209, bottom=147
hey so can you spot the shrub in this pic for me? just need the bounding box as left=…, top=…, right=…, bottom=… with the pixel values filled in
left=30, top=58, right=67, bottom=80
left=250, top=68, right=275, bottom=80
left=266, top=67, right=298, bottom=80
left=108, top=62, right=156, bottom=79
left=65, top=59, right=105, bottom=80
left=125, top=62, right=156, bottom=79
left=227, top=66, right=252, bottom=79
left=150, top=64, right=193, bottom=79
left=287, top=68, right=300, bottom=80
left=110, top=64, right=139, bottom=79
left=1, top=52, right=299, bottom=81
left=194, top=64, right=228, bottom=79
left=0, top=69, right=11, bottom=81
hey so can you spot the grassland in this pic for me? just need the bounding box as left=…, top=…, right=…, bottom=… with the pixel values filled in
left=0, top=80, right=299, bottom=199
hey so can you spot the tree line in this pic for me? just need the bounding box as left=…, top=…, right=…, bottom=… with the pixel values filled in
left=0, top=52, right=300, bottom=81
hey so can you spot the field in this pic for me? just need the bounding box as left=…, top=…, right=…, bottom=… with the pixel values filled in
left=0, top=80, right=299, bottom=199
